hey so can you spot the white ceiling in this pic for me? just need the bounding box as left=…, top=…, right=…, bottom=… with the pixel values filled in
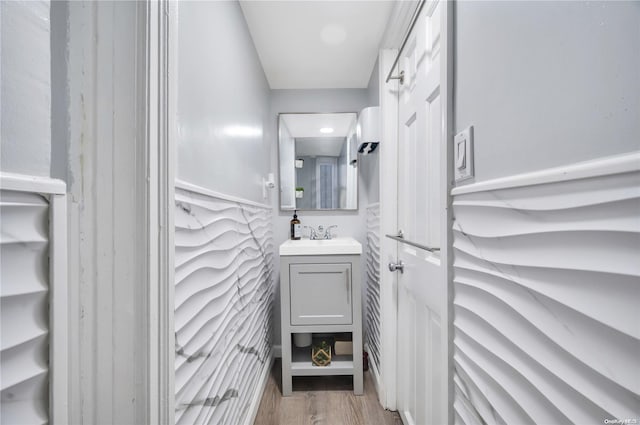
left=281, top=113, right=357, bottom=138
left=239, top=1, right=395, bottom=89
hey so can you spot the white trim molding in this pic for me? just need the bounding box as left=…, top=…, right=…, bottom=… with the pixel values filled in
left=145, top=1, right=176, bottom=423
left=452, top=151, right=640, bottom=196
left=64, top=1, right=166, bottom=422
left=378, top=47, right=400, bottom=410
left=49, top=192, right=69, bottom=425
left=0, top=171, right=66, bottom=194
left=176, top=179, right=272, bottom=209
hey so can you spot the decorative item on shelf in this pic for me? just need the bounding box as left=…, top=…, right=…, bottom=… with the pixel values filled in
left=295, top=159, right=304, bottom=168
left=293, top=333, right=312, bottom=348
left=312, top=338, right=333, bottom=366
left=334, top=333, right=353, bottom=356
left=295, top=187, right=304, bottom=198
left=334, top=340, right=353, bottom=356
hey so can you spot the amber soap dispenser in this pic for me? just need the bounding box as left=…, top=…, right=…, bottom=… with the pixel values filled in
left=290, top=210, right=301, bottom=240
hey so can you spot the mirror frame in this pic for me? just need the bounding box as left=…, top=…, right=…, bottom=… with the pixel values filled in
left=277, top=112, right=359, bottom=211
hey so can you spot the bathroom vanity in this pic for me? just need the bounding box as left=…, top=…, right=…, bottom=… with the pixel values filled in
left=279, top=237, right=363, bottom=396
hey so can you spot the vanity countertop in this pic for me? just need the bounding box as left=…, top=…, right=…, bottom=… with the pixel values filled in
left=279, top=237, right=362, bottom=256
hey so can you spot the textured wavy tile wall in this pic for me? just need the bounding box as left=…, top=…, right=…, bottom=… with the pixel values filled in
left=174, top=187, right=274, bottom=425
left=452, top=165, right=640, bottom=424
left=365, top=203, right=382, bottom=372
left=0, top=190, right=50, bottom=425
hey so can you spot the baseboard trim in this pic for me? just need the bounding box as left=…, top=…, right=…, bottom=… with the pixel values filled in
left=244, top=350, right=275, bottom=425
left=365, top=343, right=387, bottom=409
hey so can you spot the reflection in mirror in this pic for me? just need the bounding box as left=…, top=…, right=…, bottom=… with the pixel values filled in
left=279, top=113, right=358, bottom=210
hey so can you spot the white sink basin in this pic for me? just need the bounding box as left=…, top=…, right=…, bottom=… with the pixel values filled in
left=279, top=237, right=362, bottom=256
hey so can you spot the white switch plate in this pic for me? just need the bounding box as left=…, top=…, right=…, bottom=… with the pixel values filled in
left=454, top=126, right=474, bottom=182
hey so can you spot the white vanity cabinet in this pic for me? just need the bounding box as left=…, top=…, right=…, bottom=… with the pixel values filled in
left=279, top=238, right=363, bottom=396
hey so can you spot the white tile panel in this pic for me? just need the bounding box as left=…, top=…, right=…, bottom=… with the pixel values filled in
left=451, top=154, right=640, bottom=424
left=365, top=203, right=382, bottom=372
left=174, top=186, right=274, bottom=425
left=0, top=190, right=49, bottom=425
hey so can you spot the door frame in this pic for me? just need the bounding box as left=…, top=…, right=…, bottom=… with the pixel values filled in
left=145, top=1, right=176, bottom=423
left=377, top=0, right=454, bottom=420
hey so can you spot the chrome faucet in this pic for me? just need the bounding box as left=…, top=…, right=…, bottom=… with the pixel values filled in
left=307, top=225, right=337, bottom=240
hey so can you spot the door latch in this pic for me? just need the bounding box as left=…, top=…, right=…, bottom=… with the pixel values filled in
left=388, top=260, right=404, bottom=274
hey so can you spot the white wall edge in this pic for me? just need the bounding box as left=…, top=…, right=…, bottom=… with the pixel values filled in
left=175, top=179, right=272, bottom=209
left=441, top=1, right=455, bottom=422
left=243, top=351, right=275, bottom=425
left=378, top=47, right=400, bottom=411
left=149, top=0, right=176, bottom=423
left=50, top=193, right=69, bottom=425
left=452, top=151, right=640, bottom=196
left=0, top=171, right=66, bottom=194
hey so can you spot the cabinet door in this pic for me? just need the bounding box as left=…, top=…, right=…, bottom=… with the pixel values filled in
left=290, top=263, right=352, bottom=325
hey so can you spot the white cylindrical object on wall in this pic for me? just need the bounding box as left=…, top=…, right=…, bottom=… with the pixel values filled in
left=356, top=106, right=380, bottom=155
left=357, top=107, right=380, bottom=145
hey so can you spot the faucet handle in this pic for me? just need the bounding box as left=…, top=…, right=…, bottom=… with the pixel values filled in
left=324, top=225, right=338, bottom=239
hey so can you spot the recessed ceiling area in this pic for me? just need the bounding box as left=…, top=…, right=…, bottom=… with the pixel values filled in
left=281, top=113, right=357, bottom=138
left=239, top=1, right=395, bottom=89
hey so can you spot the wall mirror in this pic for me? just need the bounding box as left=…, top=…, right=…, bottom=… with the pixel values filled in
left=279, top=113, right=358, bottom=210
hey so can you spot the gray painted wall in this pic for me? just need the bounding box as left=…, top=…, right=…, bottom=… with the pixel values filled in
left=454, top=0, right=640, bottom=184
left=1, top=1, right=51, bottom=177
left=367, top=57, right=380, bottom=107
left=177, top=1, right=272, bottom=204
left=50, top=0, right=69, bottom=182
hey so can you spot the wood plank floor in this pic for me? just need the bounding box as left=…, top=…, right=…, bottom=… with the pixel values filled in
left=254, top=359, right=403, bottom=425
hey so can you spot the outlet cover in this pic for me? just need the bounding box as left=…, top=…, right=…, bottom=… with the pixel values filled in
left=454, top=126, right=474, bottom=182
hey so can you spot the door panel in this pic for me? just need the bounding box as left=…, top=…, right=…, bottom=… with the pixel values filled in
left=396, top=1, right=449, bottom=424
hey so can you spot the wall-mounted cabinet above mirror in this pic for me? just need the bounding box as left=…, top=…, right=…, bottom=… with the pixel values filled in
left=279, top=113, right=358, bottom=211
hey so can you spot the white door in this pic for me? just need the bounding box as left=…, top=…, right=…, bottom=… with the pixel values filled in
left=394, top=1, right=450, bottom=424
left=315, top=157, right=338, bottom=208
